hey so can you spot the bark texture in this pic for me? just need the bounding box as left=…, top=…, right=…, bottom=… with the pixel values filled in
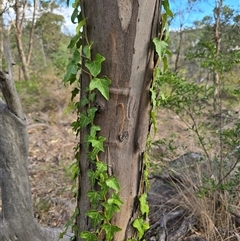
left=0, top=72, right=72, bottom=240
left=78, top=0, right=160, bottom=240
left=213, top=0, right=222, bottom=112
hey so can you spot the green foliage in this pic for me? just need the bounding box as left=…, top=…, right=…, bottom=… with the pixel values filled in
left=154, top=50, right=240, bottom=231
left=133, top=218, right=150, bottom=239
left=80, top=232, right=97, bottom=241
left=151, top=0, right=172, bottom=132
left=51, top=42, right=71, bottom=75
left=35, top=12, right=64, bottom=53
left=85, top=54, right=105, bottom=77
left=139, top=193, right=149, bottom=216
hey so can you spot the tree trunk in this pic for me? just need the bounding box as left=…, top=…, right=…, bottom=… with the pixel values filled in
left=26, top=0, right=38, bottom=67
left=174, top=29, right=183, bottom=73
left=15, top=31, right=30, bottom=80
left=0, top=71, right=72, bottom=240
left=14, top=0, right=29, bottom=80
left=213, top=0, right=222, bottom=112
left=0, top=1, right=4, bottom=69
left=77, top=0, right=160, bottom=240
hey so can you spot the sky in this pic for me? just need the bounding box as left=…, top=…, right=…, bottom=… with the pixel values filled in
left=170, top=0, right=240, bottom=29
left=3, top=0, right=240, bottom=35
left=62, top=0, right=240, bottom=34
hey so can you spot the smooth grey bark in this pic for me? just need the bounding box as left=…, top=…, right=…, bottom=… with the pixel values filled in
left=0, top=72, right=72, bottom=240
left=78, top=0, right=161, bottom=240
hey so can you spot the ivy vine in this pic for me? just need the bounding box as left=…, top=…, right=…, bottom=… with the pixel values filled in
left=60, top=0, right=173, bottom=240
left=129, top=1, right=174, bottom=240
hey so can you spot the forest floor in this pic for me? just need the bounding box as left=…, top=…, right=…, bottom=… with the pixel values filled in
left=18, top=77, right=240, bottom=239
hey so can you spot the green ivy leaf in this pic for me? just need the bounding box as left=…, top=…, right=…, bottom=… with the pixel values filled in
left=63, top=49, right=81, bottom=83
left=107, top=193, right=124, bottom=207
left=80, top=96, right=89, bottom=107
left=88, top=136, right=106, bottom=152
left=68, top=32, right=81, bottom=49
left=79, top=107, right=97, bottom=129
left=87, top=147, right=99, bottom=161
left=83, top=42, right=94, bottom=59
left=87, top=107, right=97, bottom=123
left=64, top=64, right=77, bottom=83
left=153, top=38, right=168, bottom=60
left=90, top=125, right=101, bottom=136
left=86, top=210, right=104, bottom=227
left=88, top=170, right=96, bottom=187
left=73, top=49, right=81, bottom=62
left=71, top=7, right=79, bottom=24
left=70, top=120, right=80, bottom=132
left=101, top=223, right=121, bottom=241
left=79, top=113, right=91, bottom=129
left=86, top=53, right=105, bottom=77
left=139, top=193, right=149, bottom=216
left=102, top=202, right=120, bottom=221
left=106, top=176, right=120, bottom=191
left=80, top=231, right=97, bottom=241
left=162, top=0, right=173, bottom=17
left=133, top=217, right=149, bottom=239
left=76, top=18, right=86, bottom=33
left=87, top=191, right=102, bottom=208
left=89, top=77, right=111, bottom=100
left=96, top=162, right=107, bottom=177
left=98, top=179, right=109, bottom=197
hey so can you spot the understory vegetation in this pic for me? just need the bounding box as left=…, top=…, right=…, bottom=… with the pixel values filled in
left=146, top=1, right=240, bottom=238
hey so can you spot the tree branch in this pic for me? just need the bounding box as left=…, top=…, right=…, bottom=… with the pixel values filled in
left=0, top=71, right=25, bottom=120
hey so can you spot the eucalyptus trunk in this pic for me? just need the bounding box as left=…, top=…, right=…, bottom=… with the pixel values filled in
left=77, top=0, right=161, bottom=240
left=213, top=0, right=222, bottom=112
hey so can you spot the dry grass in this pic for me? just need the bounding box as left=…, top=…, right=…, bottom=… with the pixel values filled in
left=171, top=172, right=238, bottom=240
left=149, top=107, right=240, bottom=240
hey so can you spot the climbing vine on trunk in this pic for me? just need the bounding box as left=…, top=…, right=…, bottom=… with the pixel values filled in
left=61, top=0, right=173, bottom=240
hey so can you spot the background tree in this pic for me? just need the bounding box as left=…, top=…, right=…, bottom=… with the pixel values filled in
left=186, top=1, right=240, bottom=93
left=13, top=0, right=39, bottom=80
left=35, top=12, right=64, bottom=55
left=0, top=40, right=71, bottom=240
left=170, top=0, right=202, bottom=73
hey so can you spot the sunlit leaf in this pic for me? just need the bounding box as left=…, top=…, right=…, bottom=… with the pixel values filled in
left=133, top=218, right=149, bottom=239
left=80, top=231, right=97, bottom=241
left=86, top=54, right=105, bottom=77
left=86, top=210, right=104, bottom=227
left=107, top=193, right=124, bottom=207
left=139, top=193, right=149, bottom=216
left=102, top=202, right=120, bottom=221
left=101, top=223, right=121, bottom=241
left=106, top=176, right=120, bottom=191
left=89, top=77, right=111, bottom=100
left=153, top=38, right=168, bottom=60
